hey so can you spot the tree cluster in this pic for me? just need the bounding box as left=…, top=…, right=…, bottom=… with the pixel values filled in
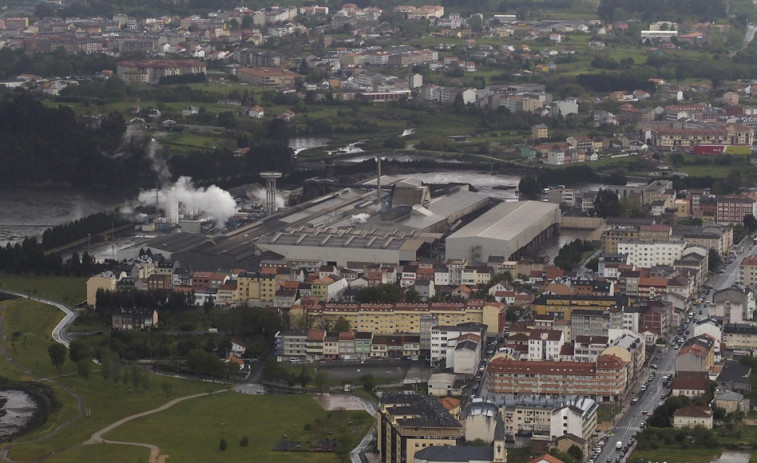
left=41, top=212, right=128, bottom=250
left=554, top=239, right=596, bottom=271
left=0, top=48, right=116, bottom=80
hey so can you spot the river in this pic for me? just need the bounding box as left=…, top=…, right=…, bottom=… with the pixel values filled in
left=0, top=187, right=120, bottom=245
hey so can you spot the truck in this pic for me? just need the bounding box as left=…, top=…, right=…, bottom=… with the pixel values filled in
left=616, top=441, right=623, bottom=450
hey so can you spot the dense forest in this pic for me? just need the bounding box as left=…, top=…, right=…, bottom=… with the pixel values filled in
left=0, top=91, right=294, bottom=189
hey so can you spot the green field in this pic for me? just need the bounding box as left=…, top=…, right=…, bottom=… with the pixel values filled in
left=106, top=394, right=371, bottom=463
left=0, top=273, right=87, bottom=306
left=0, top=276, right=372, bottom=463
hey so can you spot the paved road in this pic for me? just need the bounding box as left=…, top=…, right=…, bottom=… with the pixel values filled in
left=594, top=238, right=756, bottom=463
left=0, top=289, right=76, bottom=348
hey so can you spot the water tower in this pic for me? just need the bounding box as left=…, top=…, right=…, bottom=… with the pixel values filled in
left=260, top=171, right=282, bottom=216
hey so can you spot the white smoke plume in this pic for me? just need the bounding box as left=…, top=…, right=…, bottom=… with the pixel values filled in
left=248, top=185, right=285, bottom=209
left=146, top=138, right=171, bottom=184
left=351, top=213, right=370, bottom=224
left=138, top=176, right=237, bottom=227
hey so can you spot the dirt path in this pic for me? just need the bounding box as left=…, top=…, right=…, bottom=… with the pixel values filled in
left=83, top=389, right=230, bottom=463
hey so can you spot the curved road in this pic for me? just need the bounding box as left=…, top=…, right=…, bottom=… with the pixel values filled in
left=0, top=290, right=76, bottom=348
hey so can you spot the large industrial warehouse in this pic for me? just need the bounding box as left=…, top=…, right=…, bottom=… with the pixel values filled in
left=445, top=200, right=561, bottom=263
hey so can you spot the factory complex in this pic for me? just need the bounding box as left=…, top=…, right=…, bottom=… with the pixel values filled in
left=117, top=174, right=561, bottom=272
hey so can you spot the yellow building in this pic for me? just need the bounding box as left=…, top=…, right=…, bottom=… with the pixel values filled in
left=530, top=294, right=629, bottom=321
left=675, top=198, right=691, bottom=218
left=86, top=274, right=116, bottom=307
left=294, top=301, right=505, bottom=336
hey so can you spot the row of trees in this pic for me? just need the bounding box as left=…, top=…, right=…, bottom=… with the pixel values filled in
left=0, top=237, right=111, bottom=276
left=41, top=212, right=128, bottom=250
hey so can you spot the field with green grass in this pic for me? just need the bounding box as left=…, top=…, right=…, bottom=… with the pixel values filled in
left=0, top=273, right=87, bottom=306
left=0, top=275, right=372, bottom=463
left=105, top=394, right=371, bottom=463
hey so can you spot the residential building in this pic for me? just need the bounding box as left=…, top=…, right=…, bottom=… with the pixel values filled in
left=274, top=330, right=308, bottom=361
left=236, top=67, right=301, bottom=87
left=549, top=396, right=598, bottom=454
left=111, top=307, right=158, bottom=330
left=675, top=335, right=715, bottom=373
left=293, top=300, right=503, bottom=339
left=116, top=59, right=206, bottom=84
left=485, top=354, right=627, bottom=402
left=617, top=239, right=686, bottom=268
left=712, top=287, right=755, bottom=325
left=716, top=196, right=757, bottom=225
left=723, top=323, right=757, bottom=354
left=716, top=361, right=752, bottom=394
left=671, top=371, right=709, bottom=398
left=713, top=389, right=749, bottom=414
left=530, top=294, right=628, bottom=322
left=741, top=255, right=757, bottom=287
left=673, top=406, right=713, bottom=429
left=378, top=392, right=464, bottom=463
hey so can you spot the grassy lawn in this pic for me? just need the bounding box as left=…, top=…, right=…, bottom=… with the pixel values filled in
left=597, top=404, right=621, bottom=424
left=105, top=394, right=372, bottom=463
left=632, top=447, right=723, bottom=463
left=0, top=273, right=87, bottom=306
left=0, top=274, right=373, bottom=463
left=0, top=297, right=228, bottom=462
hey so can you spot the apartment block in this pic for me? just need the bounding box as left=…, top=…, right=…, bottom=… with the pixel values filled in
left=378, top=392, right=464, bottom=463
left=486, top=354, right=628, bottom=402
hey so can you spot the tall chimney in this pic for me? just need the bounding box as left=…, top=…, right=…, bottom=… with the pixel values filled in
left=377, top=156, right=381, bottom=204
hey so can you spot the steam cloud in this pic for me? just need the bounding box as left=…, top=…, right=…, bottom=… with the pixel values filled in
left=248, top=185, right=285, bottom=210
left=351, top=213, right=370, bottom=224
left=138, top=176, right=237, bottom=227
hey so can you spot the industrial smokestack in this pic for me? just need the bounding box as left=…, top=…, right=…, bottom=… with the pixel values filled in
left=377, top=156, right=381, bottom=204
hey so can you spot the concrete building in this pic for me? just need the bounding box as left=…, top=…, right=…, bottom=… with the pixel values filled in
left=486, top=354, right=627, bottom=402
left=274, top=330, right=308, bottom=361
left=675, top=335, right=715, bottom=373
left=712, top=287, right=755, bottom=325
left=617, top=239, right=686, bottom=268
left=445, top=201, right=560, bottom=263
left=716, top=196, right=757, bottom=225
left=740, top=256, right=757, bottom=287
left=430, top=322, right=486, bottom=368
left=549, top=396, right=598, bottom=453
left=530, top=294, right=629, bottom=322
left=236, top=67, right=301, bottom=86
left=723, top=323, right=757, bottom=355
left=378, top=392, right=464, bottom=463
left=116, top=59, right=206, bottom=84
left=292, top=301, right=503, bottom=340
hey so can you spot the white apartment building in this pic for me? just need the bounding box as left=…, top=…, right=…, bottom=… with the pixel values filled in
left=430, top=323, right=486, bottom=367
left=550, top=396, right=598, bottom=446
left=617, top=239, right=685, bottom=268
left=527, top=329, right=564, bottom=361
